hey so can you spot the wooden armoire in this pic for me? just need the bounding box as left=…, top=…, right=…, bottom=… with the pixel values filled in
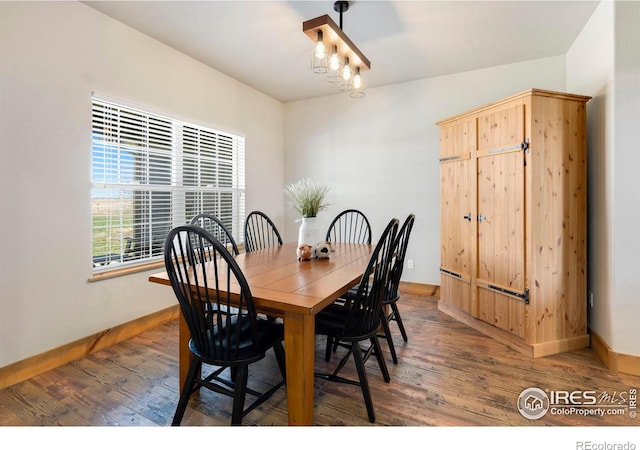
left=437, top=89, right=591, bottom=358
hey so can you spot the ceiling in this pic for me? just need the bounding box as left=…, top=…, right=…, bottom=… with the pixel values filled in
left=83, top=1, right=600, bottom=103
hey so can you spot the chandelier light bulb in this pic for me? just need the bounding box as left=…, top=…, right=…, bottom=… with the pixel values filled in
left=314, top=41, right=326, bottom=59
left=342, top=57, right=352, bottom=80
left=329, top=46, right=340, bottom=71
left=353, top=72, right=362, bottom=89
left=350, top=66, right=365, bottom=98
left=327, top=45, right=342, bottom=84
left=340, top=57, right=353, bottom=91
left=311, top=30, right=328, bottom=74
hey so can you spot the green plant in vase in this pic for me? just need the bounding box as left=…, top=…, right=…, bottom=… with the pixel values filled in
left=284, top=177, right=330, bottom=218
left=285, top=178, right=330, bottom=249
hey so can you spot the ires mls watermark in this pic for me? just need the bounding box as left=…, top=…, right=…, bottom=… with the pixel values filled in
left=517, top=386, right=637, bottom=420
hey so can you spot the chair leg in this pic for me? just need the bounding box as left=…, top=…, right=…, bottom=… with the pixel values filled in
left=390, top=303, right=408, bottom=342
left=332, top=336, right=340, bottom=353
left=379, top=309, right=398, bottom=364
left=273, top=341, right=286, bottom=382
left=351, top=341, right=375, bottom=423
left=371, top=336, right=391, bottom=383
left=325, top=336, right=334, bottom=362
left=231, top=365, right=249, bottom=426
left=172, top=359, right=201, bottom=426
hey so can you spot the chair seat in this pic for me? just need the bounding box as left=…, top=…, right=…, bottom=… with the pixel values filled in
left=316, top=302, right=381, bottom=341
left=190, top=315, right=284, bottom=364
left=339, top=285, right=397, bottom=305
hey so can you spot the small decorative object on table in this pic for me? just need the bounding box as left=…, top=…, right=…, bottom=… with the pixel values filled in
left=315, top=241, right=332, bottom=259
left=285, top=178, right=330, bottom=255
left=297, top=244, right=314, bottom=261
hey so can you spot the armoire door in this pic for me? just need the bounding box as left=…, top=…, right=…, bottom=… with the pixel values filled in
left=439, top=120, right=474, bottom=314
left=475, top=104, right=527, bottom=337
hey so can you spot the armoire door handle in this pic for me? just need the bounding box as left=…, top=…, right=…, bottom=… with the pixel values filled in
left=463, top=214, right=472, bottom=222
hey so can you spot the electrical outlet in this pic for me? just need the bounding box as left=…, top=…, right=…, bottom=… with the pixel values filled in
left=407, top=259, right=414, bottom=270
left=589, top=291, right=594, bottom=308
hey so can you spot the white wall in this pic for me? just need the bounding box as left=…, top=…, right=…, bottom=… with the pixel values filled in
left=566, top=0, right=640, bottom=357
left=566, top=0, right=616, bottom=354
left=612, top=1, right=640, bottom=356
left=284, top=56, right=567, bottom=285
left=0, top=2, right=284, bottom=368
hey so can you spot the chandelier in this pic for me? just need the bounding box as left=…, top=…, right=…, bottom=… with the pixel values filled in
left=303, top=1, right=370, bottom=98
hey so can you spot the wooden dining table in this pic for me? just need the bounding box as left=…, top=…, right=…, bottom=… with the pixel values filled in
left=148, top=241, right=373, bottom=425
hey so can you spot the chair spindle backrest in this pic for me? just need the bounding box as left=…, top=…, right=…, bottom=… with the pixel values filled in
left=325, top=209, right=372, bottom=244
left=244, top=211, right=283, bottom=252
left=190, top=213, right=240, bottom=255
left=387, top=214, right=416, bottom=302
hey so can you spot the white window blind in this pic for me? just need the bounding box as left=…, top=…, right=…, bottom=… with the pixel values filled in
left=91, top=97, right=245, bottom=271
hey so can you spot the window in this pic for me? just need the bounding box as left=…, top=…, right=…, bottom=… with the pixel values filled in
left=91, top=97, right=245, bottom=272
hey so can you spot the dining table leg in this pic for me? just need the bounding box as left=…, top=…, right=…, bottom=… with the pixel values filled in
left=283, top=311, right=315, bottom=425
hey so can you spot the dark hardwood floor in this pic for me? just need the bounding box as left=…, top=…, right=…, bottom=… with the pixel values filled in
left=1, top=293, right=638, bottom=428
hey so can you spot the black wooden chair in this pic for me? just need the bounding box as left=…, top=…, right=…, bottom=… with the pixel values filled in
left=314, top=218, right=398, bottom=423
left=190, top=213, right=240, bottom=255
left=164, top=225, right=286, bottom=426
left=244, top=211, right=283, bottom=252
left=378, top=213, right=415, bottom=364
left=325, top=209, right=372, bottom=244
left=331, top=214, right=416, bottom=365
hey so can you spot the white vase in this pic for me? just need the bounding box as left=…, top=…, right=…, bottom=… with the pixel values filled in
left=298, top=216, right=321, bottom=249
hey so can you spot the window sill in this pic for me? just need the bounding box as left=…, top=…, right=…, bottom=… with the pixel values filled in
left=88, top=244, right=246, bottom=282
left=88, top=260, right=165, bottom=282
